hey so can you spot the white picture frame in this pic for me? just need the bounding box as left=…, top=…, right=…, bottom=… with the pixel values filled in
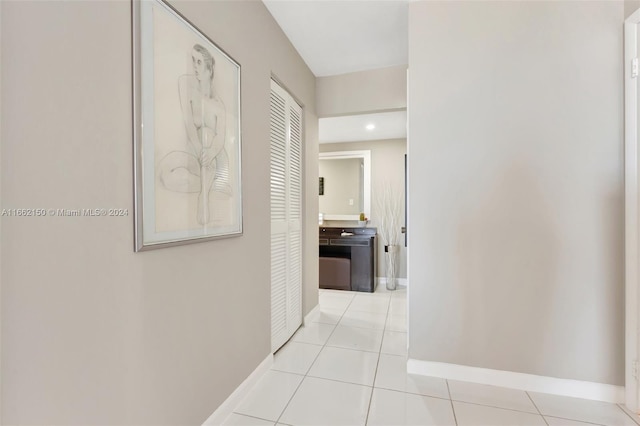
left=132, top=0, right=242, bottom=251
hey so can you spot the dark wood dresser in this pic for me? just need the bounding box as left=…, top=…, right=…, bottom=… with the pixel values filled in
left=319, top=227, right=377, bottom=292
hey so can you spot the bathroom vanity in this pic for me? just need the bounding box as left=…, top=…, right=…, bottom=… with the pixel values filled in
left=319, top=227, right=377, bottom=292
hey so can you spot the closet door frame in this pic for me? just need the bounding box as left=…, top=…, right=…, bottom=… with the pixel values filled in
left=270, top=78, right=303, bottom=352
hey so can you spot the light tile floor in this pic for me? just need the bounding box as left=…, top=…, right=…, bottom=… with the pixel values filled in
left=225, top=286, right=640, bottom=426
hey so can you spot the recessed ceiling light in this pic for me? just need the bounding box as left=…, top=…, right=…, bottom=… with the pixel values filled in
left=366, top=124, right=375, bottom=131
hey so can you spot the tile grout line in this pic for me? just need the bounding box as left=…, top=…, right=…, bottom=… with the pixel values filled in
left=227, top=412, right=281, bottom=424
left=373, top=384, right=463, bottom=405
left=301, top=289, right=401, bottom=425
left=452, top=399, right=551, bottom=418
left=369, top=383, right=568, bottom=420
left=544, top=415, right=606, bottom=426
left=323, top=344, right=382, bottom=354
left=618, top=403, right=640, bottom=426
left=364, top=361, right=380, bottom=426
left=526, top=391, right=549, bottom=425
left=446, top=380, right=459, bottom=426
left=448, top=384, right=614, bottom=425
left=329, top=322, right=387, bottom=332
left=305, top=374, right=376, bottom=389
left=271, top=372, right=305, bottom=426
left=375, top=385, right=453, bottom=402
left=273, top=290, right=355, bottom=425
left=307, top=290, right=354, bottom=367
left=364, top=288, right=392, bottom=425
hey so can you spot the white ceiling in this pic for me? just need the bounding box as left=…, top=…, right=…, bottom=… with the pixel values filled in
left=319, top=110, right=407, bottom=143
left=263, top=0, right=408, bottom=77
left=263, top=1, right=409, bottom=143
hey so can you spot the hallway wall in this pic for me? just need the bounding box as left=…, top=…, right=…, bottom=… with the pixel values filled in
left=0, top=1, right=317, bottom=424
left=316, top=65, right=407, bottom=117
left=627, top=0, right=640, bottom=18
left=408, top=1, right=625, bottom=385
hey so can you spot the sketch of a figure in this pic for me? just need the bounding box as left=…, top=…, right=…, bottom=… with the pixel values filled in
left=158, top=44, right=230, bottom=225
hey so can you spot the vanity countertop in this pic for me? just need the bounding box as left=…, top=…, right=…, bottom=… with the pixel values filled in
left=319, top=226, right=377, bottom=237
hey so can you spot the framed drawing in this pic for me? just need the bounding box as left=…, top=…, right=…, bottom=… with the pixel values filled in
left=132, top=0, right=242, bottom=251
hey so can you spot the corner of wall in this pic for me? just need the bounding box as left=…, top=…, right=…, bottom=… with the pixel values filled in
left=626, top=0, right=640, bottom=19
left=1, top=0, right=4, bottom=421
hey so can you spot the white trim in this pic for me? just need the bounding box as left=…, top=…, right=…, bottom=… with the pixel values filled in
left=202, top=354, right=273, bottom=425
left=406, top=67, right=410, bottom=352
left=376, top=277, right=408, bottom=288
left=626, top=8, right=640, bottom=414
left=269, top=80, right=303, bottom=353
left=407, top=359, right=624, bottom=404
left=0, top=1, right=4, bottom=420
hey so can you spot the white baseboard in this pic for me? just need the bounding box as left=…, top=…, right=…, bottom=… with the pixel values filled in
left=203, top=354, right=273, bottom=425
left=407, top=359, right=624, bottom=404
left=376, top=277, right=408, bottom=288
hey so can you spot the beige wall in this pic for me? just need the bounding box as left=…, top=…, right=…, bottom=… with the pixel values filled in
left=319, top=158, right=363, bottom=216
left=1, top=1, right=317, bottom=424
left=408, top=1, right=624, bottom=385
left=316, top=65, right=407, bottom=117
left=626, top=0, right=640, bottom=18
left=321, top=139, right=406, bottom=280
left=0, top=2, right=3, bottom=421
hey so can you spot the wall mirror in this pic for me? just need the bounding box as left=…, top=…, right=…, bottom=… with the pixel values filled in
left=319, top=150, right=371, bottom=220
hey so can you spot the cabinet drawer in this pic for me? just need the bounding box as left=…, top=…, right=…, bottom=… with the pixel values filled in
left=330, top=238, right=370, bottom=247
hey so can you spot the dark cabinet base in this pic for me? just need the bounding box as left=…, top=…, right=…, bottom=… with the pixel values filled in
left=319, top=227, right=377, bottom=293
left=319, top=257, right=351, bottom=291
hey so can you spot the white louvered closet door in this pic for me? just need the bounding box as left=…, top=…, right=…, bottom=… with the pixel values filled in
left=270, top=79, right=303, bottom=352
